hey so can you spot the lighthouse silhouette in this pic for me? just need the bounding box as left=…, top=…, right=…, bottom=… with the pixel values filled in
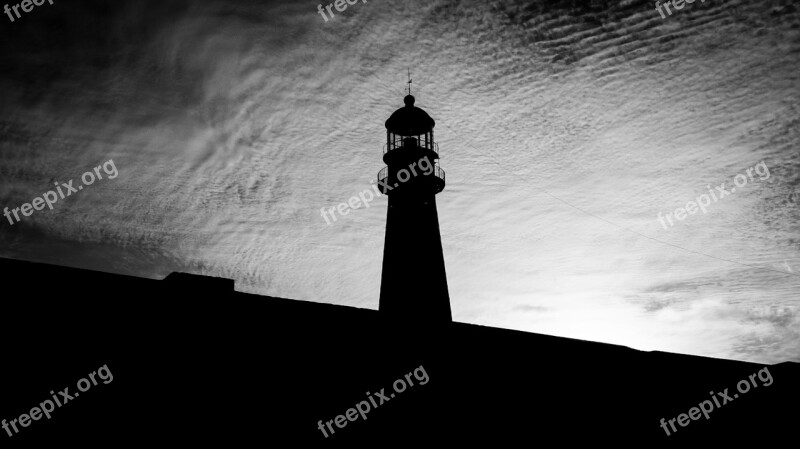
left=377, top=88, right=452, bottom=324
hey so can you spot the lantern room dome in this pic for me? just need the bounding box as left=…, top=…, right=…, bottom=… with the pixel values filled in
left=385, top=95, right=435, bottom=136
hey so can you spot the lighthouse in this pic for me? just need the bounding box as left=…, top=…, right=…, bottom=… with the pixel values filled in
left=377, top=91, right=452, bottom=324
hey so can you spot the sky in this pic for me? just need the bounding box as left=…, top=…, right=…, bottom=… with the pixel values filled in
left=0, top=0, right=798, bottom=364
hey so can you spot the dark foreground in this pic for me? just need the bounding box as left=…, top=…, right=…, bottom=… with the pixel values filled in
left=0, top=257, right=797, bottom=445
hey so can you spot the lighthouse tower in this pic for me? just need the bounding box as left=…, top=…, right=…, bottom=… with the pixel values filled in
left=377, top=92, right=452, bottom=323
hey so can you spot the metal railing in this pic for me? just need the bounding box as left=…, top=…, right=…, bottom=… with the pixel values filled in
left=383, top=142, right=439, bottom=156
left=433, top=166, right=445, bottom=183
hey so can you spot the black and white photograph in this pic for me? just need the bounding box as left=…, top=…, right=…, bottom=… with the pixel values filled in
left=1, top=0, right=798, bottom=444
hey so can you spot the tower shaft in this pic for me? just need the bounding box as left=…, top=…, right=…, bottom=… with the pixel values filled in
left=379, top=190, right=451, bottom=322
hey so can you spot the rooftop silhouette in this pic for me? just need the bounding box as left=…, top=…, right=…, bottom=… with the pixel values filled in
left=0, top=256, right=797, bottom=445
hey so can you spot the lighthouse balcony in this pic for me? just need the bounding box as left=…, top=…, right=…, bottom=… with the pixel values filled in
left=377, top=165, right=445, bottom=195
